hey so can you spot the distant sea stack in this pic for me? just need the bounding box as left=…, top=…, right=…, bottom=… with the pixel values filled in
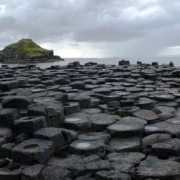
left=0, top=39, right=64, bottom=63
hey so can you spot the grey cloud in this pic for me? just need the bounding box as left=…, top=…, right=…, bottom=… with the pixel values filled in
left=69, top=43, right=80, bottom=47
left=0, top=0, right=180, bottom=56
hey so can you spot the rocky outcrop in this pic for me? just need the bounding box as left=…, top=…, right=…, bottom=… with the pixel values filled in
left=0, top=39, right=64, bottom=62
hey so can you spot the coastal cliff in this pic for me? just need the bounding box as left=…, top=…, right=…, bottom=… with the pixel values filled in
left=0, top=39, right=64, bottom=63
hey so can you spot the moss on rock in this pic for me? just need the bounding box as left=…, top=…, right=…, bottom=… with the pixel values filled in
left=0, top=39, right=61, bottom=62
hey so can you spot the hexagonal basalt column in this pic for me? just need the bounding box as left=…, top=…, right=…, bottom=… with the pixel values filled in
left=0, top=127, right=13, bottom=146
left=134, top=156, right=180, bottom=179
left=0, top=108, right=19, bottom=128
left=107, top=117, right=146, bottom=138
left=63, top=102, right=80, bottom=115
left=11, top=139, right=55, bottom=165
left=14, top=116, right=47, bottom=135
left=90, top=113, right=117, bottom=132
left=69, top=140, right=106, bottom=158
left=33, top=127, right=74, bottom=148
left=2, top=96, right=32, bottom=109
left=0, top=162, right=21, bottom=180
left=46, top=103, right=64, bottom=127
left=63, top=116, right=91, bottom=132
left=77, top=132, right=110, bottom=144
left=133, top=110, right=159, bottom=124
left=109, top=137, right=141, bottom=152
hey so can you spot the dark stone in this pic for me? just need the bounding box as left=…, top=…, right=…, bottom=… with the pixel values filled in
left=109, top=137, right=141, bottom=152
left=69, top=140, right=106, bottom=158
left=14, top=116, right=47, bottom=135
left=33, top=127, right=73, bottom=148
left=119, top=60, right=130, bottom=66
left=2, top=96, right=32, bottom=109
left=11, top=139, right=55, bottom=165
left=0, top=108, right=19, bottom=128
left=73, top=95, right=91, bottom=109
left=135, top=156, right=180, bottom=179
left=0, top=81, right=19, bottom=91
left=21, top=164, right=43, bottom=180
left=95, top=170, right=131, bottom=180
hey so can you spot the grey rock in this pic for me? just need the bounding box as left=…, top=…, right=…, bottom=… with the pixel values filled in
left=117, top=106, right=140, bottom=117
left=73, top=95, right=91, bottom=109
left=11, top=139, right=55, bottom=165
left=0, top=127, right=13, bottom=146
left=33, top=127, right=73, bottom=148
left=152, top=138, right=180, bottom=158
left=2, top=96, right=32, bottom=109
left=63, top=115, right=91, bottom=132
left=0, top=162, right=21, bottom=180
left=70, top=81, right=85, bottom=90
left=41, top=166, right=72, bottom=180
left=0, top=108, right=18, bottom=128
left=144, top=121, right=180, bottom=138
left=46, top=103, right=64, bottom=127
left=135, top=98, right=155, bottom=110
left=14, top=116, right=47, bottom=135
left=95, top=170, right=131, bottom=180
left=133, top=110, right=159, bottom=124
left=28, top=104, right=46, bottom=116
left=1, top=143, right=16, bottom=158
left=77, top=132, right=111, bottom=144
left=141, top=133, right=171, bottom=154
left=152, top=106, right=176, bottom=115
left=90, top=113, right=117, bottom=131
left=81, top=108, right=101, bottom=115
left=69, top=140, right=106, bottom=158
left=21, top=164, right=43, bottom=180
left=107, top=117, right=146, bottom=138
left=109, top=137, right=141, bottom=152
left=135, top=156, right=180, bottom=179
left=0, top=80, right=19, bottom=91
left=64, top=102, right=80, bottom=115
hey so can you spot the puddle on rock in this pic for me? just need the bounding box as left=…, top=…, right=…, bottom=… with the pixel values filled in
left=171, top=120, right=180, bottom=124
left=138, top=166, right=153, bottom=171
left=145, top=126, right=158, bottom=130
left=34, top=98, right=51, bottom=103
left=64, top=117, right=82, bottom=122
left=76, top=142, right=91, bottom=149
left=24, top=144, right=39, bottom=149
left=112, top=124, right=131, bottom=130
left=31, top=89, right=45, bottom=93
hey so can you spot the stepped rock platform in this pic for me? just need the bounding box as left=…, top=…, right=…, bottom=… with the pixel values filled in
left=0, top=60, right=180, bottom=179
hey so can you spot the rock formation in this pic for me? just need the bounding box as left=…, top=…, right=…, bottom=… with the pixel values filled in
left=0, top=60, right=179, bottom=180
left=0, top=39, right=63, bottom=62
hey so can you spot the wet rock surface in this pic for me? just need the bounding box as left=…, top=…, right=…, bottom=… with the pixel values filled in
left=0, top=61, right=180, bottom=179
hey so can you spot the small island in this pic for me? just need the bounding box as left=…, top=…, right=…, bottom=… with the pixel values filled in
left=0, top=39, right=64, bottom=63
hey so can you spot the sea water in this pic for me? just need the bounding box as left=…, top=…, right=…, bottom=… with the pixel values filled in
left=0, top=57, right=180, bottom=69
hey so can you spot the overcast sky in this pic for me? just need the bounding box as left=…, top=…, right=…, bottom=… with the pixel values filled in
left=0, top=0, right=180, bottom=58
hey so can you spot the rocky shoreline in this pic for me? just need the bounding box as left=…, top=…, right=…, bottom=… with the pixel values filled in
left=0, top=60, right=180, bottom=179
left=0, top=56, right=64, bottom=63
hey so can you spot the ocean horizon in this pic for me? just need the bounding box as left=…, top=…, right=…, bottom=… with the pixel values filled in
left=0, top=56, right=179, bottom=69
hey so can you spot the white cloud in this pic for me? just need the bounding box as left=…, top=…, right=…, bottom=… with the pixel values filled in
left=0, top=5, right=5, bottom=14
left=159, top=46, right=180, bottom=56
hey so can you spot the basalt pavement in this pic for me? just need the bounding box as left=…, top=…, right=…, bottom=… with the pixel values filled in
left=0, top=60, right=180, bottom=179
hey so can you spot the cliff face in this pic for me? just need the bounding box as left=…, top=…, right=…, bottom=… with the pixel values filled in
left=0, top=39, right=62, bottom=62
